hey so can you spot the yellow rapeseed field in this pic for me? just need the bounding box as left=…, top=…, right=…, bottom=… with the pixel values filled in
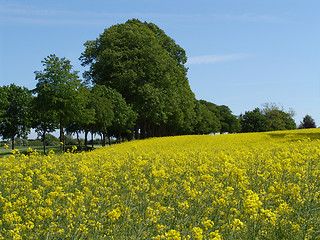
left=1, top=129, right=320, bottom=239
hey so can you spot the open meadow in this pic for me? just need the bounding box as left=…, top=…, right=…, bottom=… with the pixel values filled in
left=1, top=129, right=320, bottom=239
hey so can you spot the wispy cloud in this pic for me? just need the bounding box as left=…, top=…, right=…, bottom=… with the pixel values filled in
left=0, top=3, right=127, bottom=25
left=210, top=13, right=287, bottom=24
left=187, top=53, right=249, bottom=65
left=0, top=2, right=287, bottom=26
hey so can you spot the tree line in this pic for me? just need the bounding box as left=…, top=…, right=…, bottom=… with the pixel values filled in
left=0, top=19, right=316, bottom=152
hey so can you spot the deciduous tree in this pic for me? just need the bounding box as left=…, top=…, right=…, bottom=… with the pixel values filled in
left=34, top=54, right=82, bottom=151
left=299, top=114, right=316, bottom=129
left=80, top=19, right=195, bottom=138
left=0, top=84, right=32, bottom=149
left=240, top=108, right=267, bottom=132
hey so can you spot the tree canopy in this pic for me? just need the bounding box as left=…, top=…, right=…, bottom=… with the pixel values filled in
left=299, top=115, right=316, bottom=129
left=0, top=84, right=32, bottom=149
left=240, top=104, right=296, bottom=132
left=80, top=19, right=196, bottom=138
left=1, top=19, right=299, bottom=149
left=34, top=54, right=83, bottom=151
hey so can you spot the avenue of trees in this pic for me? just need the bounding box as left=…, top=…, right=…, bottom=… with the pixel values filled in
left=0, top=19, right=314, bottom=151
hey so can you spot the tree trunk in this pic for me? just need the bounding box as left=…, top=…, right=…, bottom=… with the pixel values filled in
left=102, top=131, right=106, bottom=146
left=76, top=131, right=80, bottom=147
left=134, top=122, right=139, bottom=140
left=43, top=129, right=47, bottom=155
left=11, top=134, right=15, bottom=150
left=84, top=127, right=88, bottom=150
left=59, top=118, right=64, bottom=152
left=91, top=131, right=94, bottom=148
left=141, top=120, right=147, bottom=139
left=118, top=131, right=121, bottom=143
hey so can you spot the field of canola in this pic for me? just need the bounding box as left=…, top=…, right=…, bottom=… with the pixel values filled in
left=1, top=129, right=320, bottom=239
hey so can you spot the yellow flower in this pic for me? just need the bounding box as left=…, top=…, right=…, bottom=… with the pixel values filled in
left=71, top=145, right=77, bottom=152
left=201, top=219, right=214, bottom=230
left=107, top=207, right=122, bottom=222
left=192, top=227, right=203, bottom=240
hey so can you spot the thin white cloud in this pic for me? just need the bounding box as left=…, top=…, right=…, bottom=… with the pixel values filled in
left=187, top=53, right=249, bottom=65
left=210, top=13, right=287, bottom=24
left=0, top=3, right=127, bottom=25
left=0, top=2, right=287, bottom=26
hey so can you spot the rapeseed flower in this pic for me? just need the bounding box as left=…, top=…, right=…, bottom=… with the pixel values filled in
left=0, top=129, right=319, bottom=238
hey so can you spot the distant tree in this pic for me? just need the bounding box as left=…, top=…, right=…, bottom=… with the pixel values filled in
left=43, top=134, right=59, bottom=146
left=34, top=54, right=82, bottom=152
left=240, top=108, right=268, bottom=132
left=262, top=103, right=296, bottom=131
left=265, top=109, right=296, bottom=131
left=299, top=115, right=316, bottom=129
left=240, top=104, right=296, bottom=132
left=0, top=84, right=32, bottom=149
left=64, top=134, right=78, bottom=146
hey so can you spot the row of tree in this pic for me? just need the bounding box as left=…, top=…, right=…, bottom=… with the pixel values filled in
left=0, top=19, right=316, bottom=152
left=0, top=80, right=240, bottom=151
left=1, top=78, right=314, bottom=152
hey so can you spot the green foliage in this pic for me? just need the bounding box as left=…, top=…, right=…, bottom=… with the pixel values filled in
left=34, top=54, right=82, bottom=151
left=216, top=105, right=241, bottom=133
left=0, top=86, right=8, bottom=121
left=3, top=19, right=287, bottom=144
left=34, top=54, right=82, bottom=123
left=80, top=19, right=195, bottom=138
left=240, top=108, right=268, bottom=132
left=299, top=114, right=316, bottom=129
left=194, top=100, right=221, bottom=134
left=28, top=139, right=43, bottom=146
left=198, top=100, right=240, bottom=133
left=240, top=104, right=296, bottom=132
left=265, top=109, right=296, bottom=131
left=64, top=134, right=78, bottom=146
left=89, top=85, right=114, bottom=144
left=43, top=134, right=59, bottom=146
left=103, top=87, right=137, bottom=141
left=0, top=84, right=32, bottom=149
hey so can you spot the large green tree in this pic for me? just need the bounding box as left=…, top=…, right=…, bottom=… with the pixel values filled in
left=34, top=54, right=82, bottom=151
left=80, top=19, right=195, bottom=138
left=0, top=84, right=32, bottom=149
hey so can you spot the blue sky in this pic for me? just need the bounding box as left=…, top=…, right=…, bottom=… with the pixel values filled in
left=1, top=0, right=320, bottom=129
